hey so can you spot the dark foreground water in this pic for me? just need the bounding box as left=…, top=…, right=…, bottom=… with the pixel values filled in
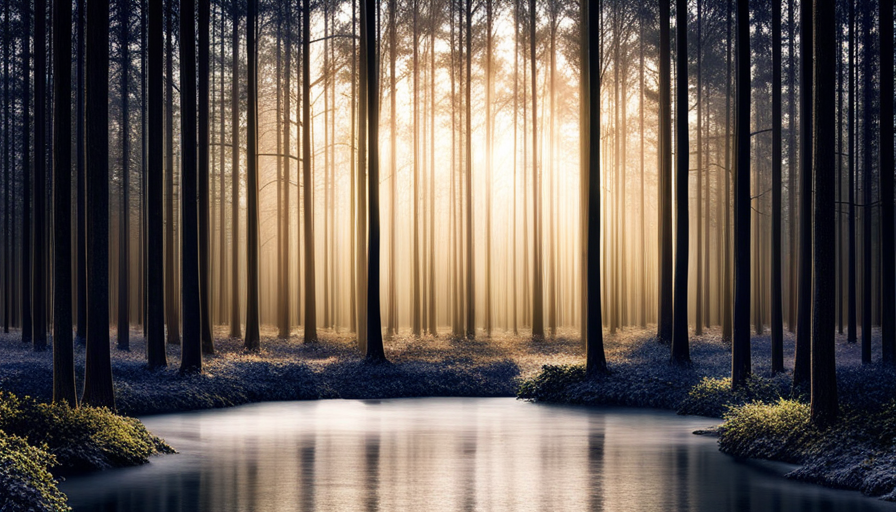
left=61, top=398, right=893, bottom=512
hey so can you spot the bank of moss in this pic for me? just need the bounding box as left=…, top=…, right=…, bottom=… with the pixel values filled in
left=0, top=431, right=70, bottom=512
left=0, top=392, right=174, bottom=474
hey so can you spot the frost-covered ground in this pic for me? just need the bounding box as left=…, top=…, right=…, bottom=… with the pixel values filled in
left=0, top=324, right=885, bottom=416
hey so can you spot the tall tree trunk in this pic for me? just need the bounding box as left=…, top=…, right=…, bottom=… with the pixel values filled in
left=583, top=0, right=606, bottom=376
left=732, top=0, right=751, bottom=389
left=696, top=0, right=704, bottom=336
left=357, top=0, right=368, bottom=351
left=52, top=0, right=76, bottom=405
left=217, top=3, right=226, bottom=328
left=21, top=0, right=32, bottom=344
left=793, top=0, right=813, bottom=390
left=639, top=7, right=646, bottom=328
left=302, top=0, right=317, bottom=343
left=530, top=0, right=543, bottom=339
left=412, top=0, right=421, bottom=337
left=229, top=2, right=241, bottom=339
left=3, top=0, right=11, bottom=335
left=787, top=0, right=797, bottom=333
left=32, top=0, right=47, bottom=351
left=428, top=2, right=437, bottom=337
left=165, top=0, right=181, bottom=346
left=861, top=0, right=873, bottom=362
left=848, top=0, right=857, bottom=345
left=180, top=0, right=202, bottom=373
left=809, top=0, right=836, bottom=427
left=198, top=0, right=214, bottom=355
left=879, top=0, right=895, bottom=363
left=147, top=0, right=167, bottom=368
left=279, top=1, right=291, bottom=340
left=244, top=0, right=260, bottom=350
left=364, top=0, right=386, bottom=361
left=82, top=0, right=115, bottom=408
left=657, top=0, right=673, bottom=344
left=486, top=0, right=494, bottom=337
left=387, top=0, right=397, bottom=336
left=671, top=0, right=690, bottom=364
left=770, top=0, right=783, bottom=372
left=118, top=0, right=131, bottom=351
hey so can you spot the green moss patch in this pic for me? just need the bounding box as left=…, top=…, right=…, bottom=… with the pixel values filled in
left=0, top=392, right=174, bottom=474
left=0, top=430, right=70, bottom=512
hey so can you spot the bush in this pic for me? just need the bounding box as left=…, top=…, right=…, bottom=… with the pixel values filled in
left=0, top=392, right=174, bottom=474
left=517, top=365, right=587, bottom=402
left=0, top=430, right=70, bottom=512
left=678, top=376, right=787, bottom=418
left=718, top=399, right=815, bottom=463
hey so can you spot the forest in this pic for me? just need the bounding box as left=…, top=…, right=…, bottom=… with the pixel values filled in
left=0, top=0, right=894, bottom=509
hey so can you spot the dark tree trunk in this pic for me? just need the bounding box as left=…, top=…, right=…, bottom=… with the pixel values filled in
left=364, top=0, right=386, bottom=362
left=165, top=0, right=181, bottom=346
left=732, top=0, right=752, bottom=389
left=671, top=0, right=690, bottom=364
left=696, top=0, right=704, bottom=336
left=357, top=0, right=369, bottom=351
left=230, top=2, right=241, bottom=339
left=723, top=0, right=732, bottom=343
left=180, top=0, right=202, bottom=373
left=412, top=0, right=421, bottom=337
left=198, top=0, right=214, bottom=355
left=387, top=0, right=397, bottom=337
left=82, top=0, right=115, bottom=409
left=118, top=0, right=131, bottom=351
left=583, top=0, right=606, bottom=376
left=657, top=0, right=673, bottom=344
left=530, top=0, right=543, bottom=339
left=793, top=0, right=813, bottom=390
left=787, top=0, right=797, bottom=333
left=21, top=0, right=32, bottom=345
left=771, top=0, right=784, bottom=372
left=861, top=0, right=872, bottom=363
left=465, top=0, right=476, bottom=339
left=848, top=0, right=857, bottom=345
left=52, top=0, right=76, bottom=406
left=244, top=0, right=260, bottom=350
left=32, top=0, right=47, bottom=351
left=146, top=0, right=167, bottom=369
left=279, top=0, right=291, bottom=340
left=810, top=0, right=837, bottom=427
left=880, top=0, right=895, bottom=362
left=302, top=0, right=317, bottom=343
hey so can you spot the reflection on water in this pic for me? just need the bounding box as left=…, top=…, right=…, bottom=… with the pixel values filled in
left=61, top=398, right=893, bottom=512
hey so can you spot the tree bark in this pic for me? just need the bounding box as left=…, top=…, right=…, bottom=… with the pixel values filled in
left=671, top=0, right=690, bottom=365
left=732, top=0, right=752, bottom=389
left=244, top=0, right=260, bottom=350
left=879, top=0, right=895, bottom=363
left=82, top=0, right=115, bottom=409
left=771, top=0, right=784, bottom=372
left=302, top=0, right=317, bottom=343
left=32, top=0, right=47, bottom=351
left=657, top=0, right=673, bottom=344
left=198, top=0, right=214, bottom=355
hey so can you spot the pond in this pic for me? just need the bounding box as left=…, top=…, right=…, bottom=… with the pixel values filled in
left=61, top=398, right=893, bottom=512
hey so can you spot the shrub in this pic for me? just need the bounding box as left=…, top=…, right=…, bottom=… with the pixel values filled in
left=517, top=365, right=587, bottom=402
left=678, top=376, right=787, bottom=418
left=0, top=392, right=174, bottom=474
left=718, top=399, right=815, bottom=463
left=0, top=430, right=70, bottom=512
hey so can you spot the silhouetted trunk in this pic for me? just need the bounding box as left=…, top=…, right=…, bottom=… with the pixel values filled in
left=279, top=1, right=291, bottom=340
left=861, top=0, right=873, bottom=363
left=770, top=0, right=783, bottom=372
left=165, top=0, right=181, bottom=346
left=198, top=0, right=214, bottom=355
left=880, top=0, right=895, bottom=363
left=412, top=0, right=421, bottom=337
left=657, top=0, right=673, bottom=344
left=32, top=0, right=47, bottom=351
left=810, top=0, right=836, bottom=427
left=118, top=0, right=131, bottom=351
left=696, top=0, right=703, bottom=336
left=244, top=0, right=260, bottom=349
left=357, top=0, right=368, bottom=351
left=21, top=0, right=32, bottom=344
left=722, top=0, right=732, bottom=343
left=583, top=0, right=606, bottom=376
left=530, top=0, right=543, bottom=339
left=364, top=0, right=386, bottom=362
left=387, top=0, right=397, bottom=337
left=671, top=0, right=689, bottom=365
left=486, top=0, right=493, bottom=337
left=230, top=2, right=241, bottom=339
left=82, top=0, right=115, bottom=409
left=4, top=0, right=10, bottom=335
left=180, top=0, right=202, bottom=373
left=465, top=0, right=476, bottom=339
left=848, top=0, right=857, bottom=345
left=792, top=0, right=813, bottom=390
left=146, top=0, right=167, bottom=369
left=52, top=0, right=76, bottom=405
left=302, top=0, right=317, bottom=343
left=732, top=0, right=751, bottom=389
left=787, top=0, right=796, bottom=333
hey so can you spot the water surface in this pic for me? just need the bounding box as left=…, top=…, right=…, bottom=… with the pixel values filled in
left=61, top=398, right=893, bottom=512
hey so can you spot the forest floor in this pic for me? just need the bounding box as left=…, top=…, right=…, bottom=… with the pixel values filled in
left=2, top=324, right=895, bottom=503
